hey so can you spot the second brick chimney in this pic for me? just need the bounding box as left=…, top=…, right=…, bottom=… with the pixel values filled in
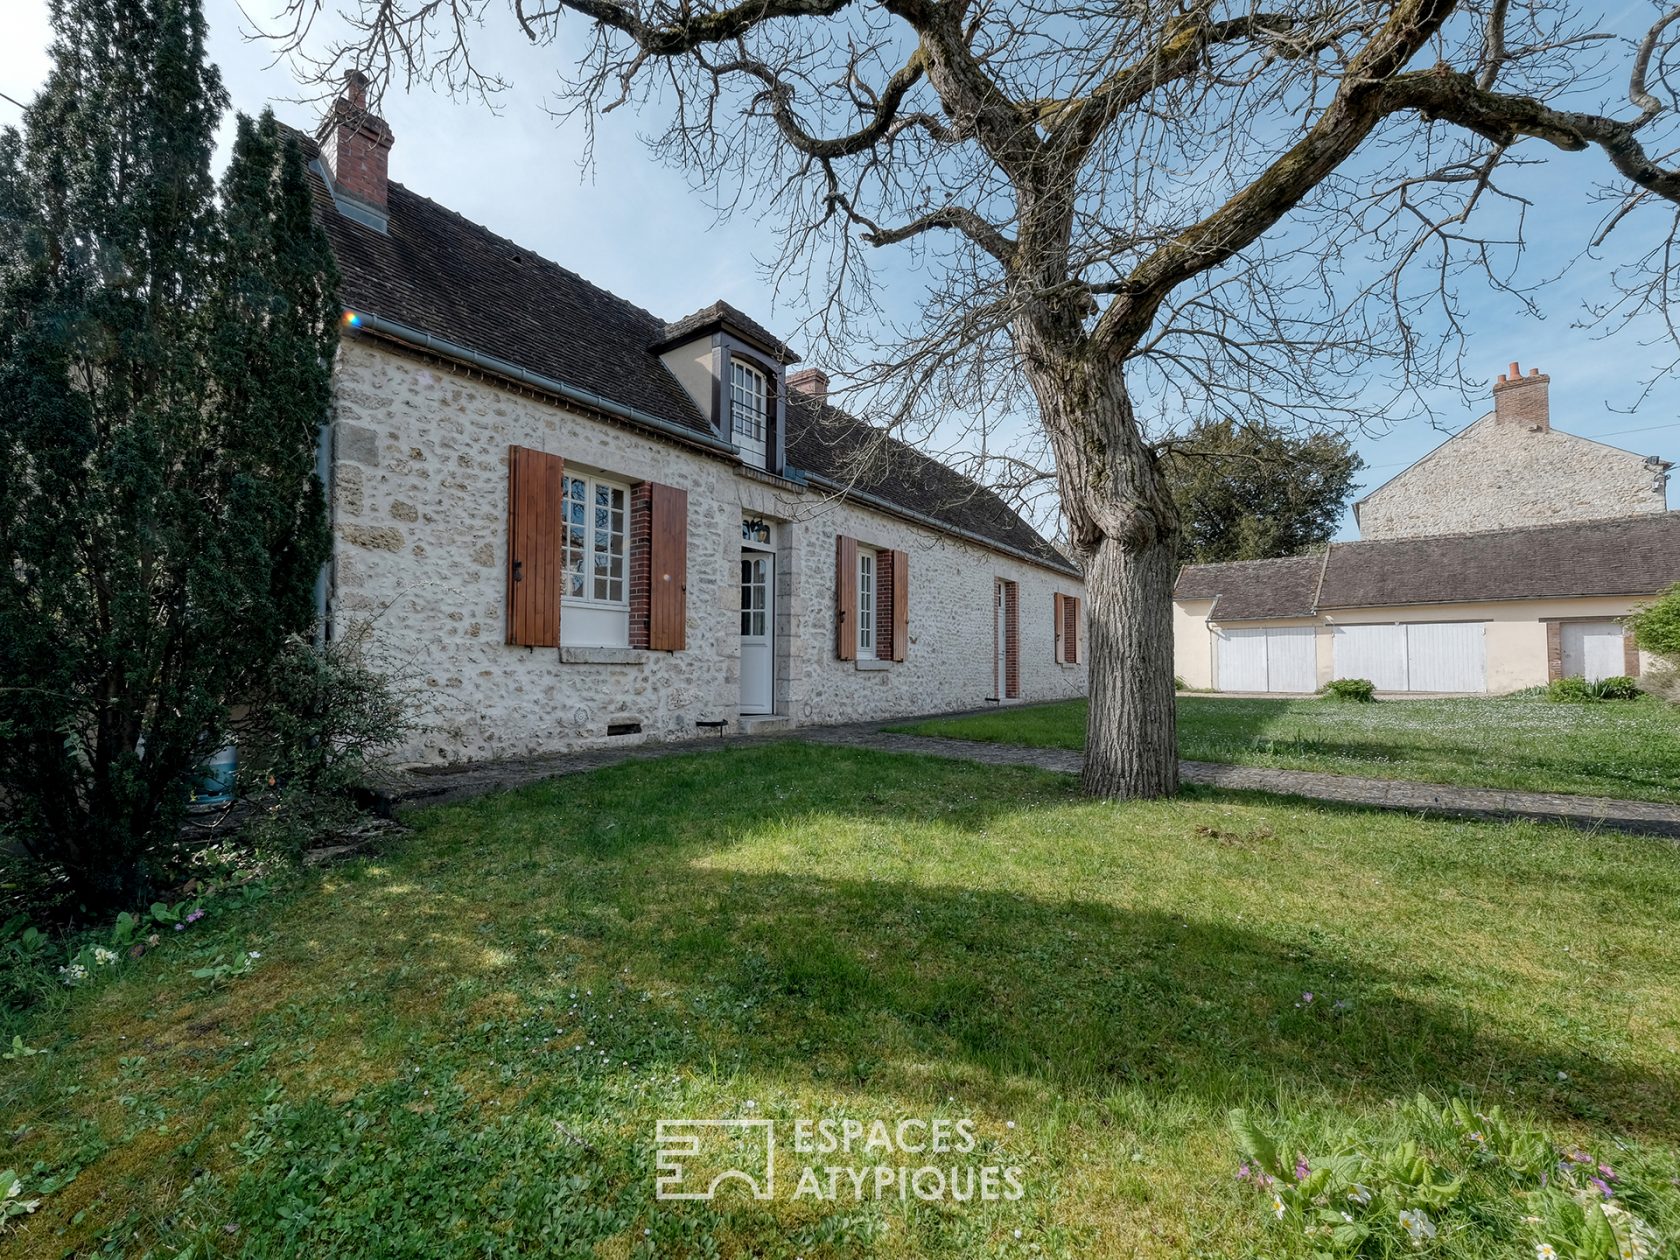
left=1492, top=361, right=1549, bottom=430
left=787, top=367, right=830, bottom=403
left=316, top=70, right=394, bottom=230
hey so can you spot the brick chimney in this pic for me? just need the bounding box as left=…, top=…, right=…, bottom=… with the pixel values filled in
left=1492, top=361, right=1549, bottom=430
left=786, top=368, right=829, bottom=402
left=316, top=70, right=394, bottom=228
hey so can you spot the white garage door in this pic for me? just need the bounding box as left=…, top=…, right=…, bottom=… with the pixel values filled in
left=1331, top=624, right=1408, bottom=690
left=1560, top=621, right=1625, bottom=682
left=1406, top=622, right=1487, bottom=692
left=1332, top=622, right=1487, bottom=692
left=1216, top=626, right=1317, bottom=693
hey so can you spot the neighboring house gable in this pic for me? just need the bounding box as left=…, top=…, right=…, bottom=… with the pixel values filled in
left=1354, top=365, right=1671, bottom=540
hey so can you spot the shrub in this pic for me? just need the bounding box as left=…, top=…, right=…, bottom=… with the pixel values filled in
left=1548, top=675, right=1642, bottom=703
left=231, top=632, right=410, bottom=858
left=1548, top=676, right=1596, bottom=703
left=1322, top=678, right=1376, bottom=702
left=1591, top=675, right=1641, bottom=701
left=1626, top=582, right=1680, bottom=660
left=1174, top=675, right=1189, bottom=691
left=1232, top=1094, right=1676, bottom=1259
left=1641, top=662, right=1680, bottom=706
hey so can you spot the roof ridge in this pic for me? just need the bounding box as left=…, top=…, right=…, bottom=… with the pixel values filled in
left=1346, top=507, right=1680, bottom=548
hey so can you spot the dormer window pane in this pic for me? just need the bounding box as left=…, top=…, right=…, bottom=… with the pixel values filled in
left=730, top=359, right=769, bottom=468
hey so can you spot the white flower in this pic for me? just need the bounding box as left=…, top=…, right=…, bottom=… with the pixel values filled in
left=5, top=1179, right=20, bottom=1199
left=1271, top=1195, right=1286, bottom=1219
left=1348, top=1183, right=1373, bottom=1206
left=58, top=963, right=87, bottom=986
left=92, top=946, right=118, bottom=966
left=247, top=951, right=261, bottom=959
left=1536, top=1244, right=1558, bottom=1260
left=1398, top=1209, right=1436, bottom=1244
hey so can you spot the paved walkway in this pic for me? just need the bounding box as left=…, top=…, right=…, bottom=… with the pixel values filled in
left=389, top=716, right=1680, bottom=840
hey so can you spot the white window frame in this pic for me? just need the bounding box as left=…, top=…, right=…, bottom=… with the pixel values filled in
left=857, top=549, right=877, bottom=658
left=730, top=358, right=769, bottom=469
left=561, top=472, right=630, bottom=648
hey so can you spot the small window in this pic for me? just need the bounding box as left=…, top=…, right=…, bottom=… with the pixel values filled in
left=857, top=549, right=876, bottom=657
left=730, top=358, right=769, bottom=469
left=561, top=472, right=629, bottom=648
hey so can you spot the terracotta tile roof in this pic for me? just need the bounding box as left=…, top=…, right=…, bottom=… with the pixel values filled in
left=1315, top=512, right=1680, bottom=608
left=293, top=130, right=1069, bottom=573
left=1172, top=554, right=1324, bottom=619
left=1175, top=512, right=1680, bottom=618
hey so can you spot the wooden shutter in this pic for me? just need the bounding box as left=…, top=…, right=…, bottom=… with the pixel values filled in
left=646, top=482, right=688, bottom=651
left=1004, top=580, right=1020, bottom=698
left=506, top=445, right=563, bottom=647
left=890, top=549, right=909, bottom=663
left=1064, top=595, right=1080, bottom=665
left=835, top=534, right=858, bottom=660
left=1053, top=593, right=1066, bottom=664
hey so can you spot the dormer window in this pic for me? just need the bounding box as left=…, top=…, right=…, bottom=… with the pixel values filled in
left=730, top=358, right=768, bottom=469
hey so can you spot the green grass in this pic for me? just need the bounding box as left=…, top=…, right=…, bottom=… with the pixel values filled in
left=889, top=695, right=1680, bottom=803
left=4, top=743, right=1679, bottom=1257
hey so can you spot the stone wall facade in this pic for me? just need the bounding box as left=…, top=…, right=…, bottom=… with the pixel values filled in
left=329, top=338, right=1086, bottom=764
left=1356, top=415, right=1669, bottom=541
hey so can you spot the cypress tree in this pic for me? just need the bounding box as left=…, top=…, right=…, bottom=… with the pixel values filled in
left=0, top=0, right=337, bottom=912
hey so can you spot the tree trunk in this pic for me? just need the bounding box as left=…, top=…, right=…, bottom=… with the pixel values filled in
left=1081, top=530, right=1179, bottom=798
left=1020, top=336, right=1181, bottom=799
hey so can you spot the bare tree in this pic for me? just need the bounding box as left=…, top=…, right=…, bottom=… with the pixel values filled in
left=271, top=0, right=1680, bottom=798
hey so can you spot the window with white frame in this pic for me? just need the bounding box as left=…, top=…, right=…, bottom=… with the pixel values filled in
left=730, top=358, right=769, bottom=469
left=857, top=549, right=876, bottom=657
left=561, top=472, right=629, bottom=647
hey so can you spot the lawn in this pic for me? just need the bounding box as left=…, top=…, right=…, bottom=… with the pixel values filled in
left=889, top=695, right=1680, bottom=803
left=4, top=743, right=1679, bottom=1256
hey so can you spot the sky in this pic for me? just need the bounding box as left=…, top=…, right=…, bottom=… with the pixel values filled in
left=2, top=0, right=1675, bottom=540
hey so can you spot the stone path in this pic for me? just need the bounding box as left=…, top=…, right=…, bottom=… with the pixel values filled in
left=389, top=715, right=1680, bottom=840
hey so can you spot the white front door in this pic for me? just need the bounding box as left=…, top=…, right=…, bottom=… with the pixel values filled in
left=740, top=550, right=774, bottom=714
left=1561, top=621, right=1625, bottom=682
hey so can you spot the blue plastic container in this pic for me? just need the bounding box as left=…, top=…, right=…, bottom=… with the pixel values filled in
left=191, top=743, right=238, bottom=806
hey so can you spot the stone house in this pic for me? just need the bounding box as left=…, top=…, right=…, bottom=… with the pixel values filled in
left=304, top=78, right=1086, bottom=763
left=1354, top=364, right=1670, bottom=540
left=1173, top=370, right=1678, bottom=694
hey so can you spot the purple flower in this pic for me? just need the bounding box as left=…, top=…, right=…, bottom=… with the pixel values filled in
left=1236, top=1163, right=1251, bottom=1181
left=1597, top=1164, right=1616, bottom=1180
left=1302, top=992, right=1314, bottom=1003
left=174, top=923, right=185, bottom=931
left=1295, top=1156, right=1311, bottom=1182
left=1589, top=1177, right=1614, bottom=1199
left=185, top=909, right=205, bottom=923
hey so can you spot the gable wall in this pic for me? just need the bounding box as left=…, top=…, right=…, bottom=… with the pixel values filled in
left=328, top=338, right=1084, bottom=764
left=1359, top=416, right=1667, bottom=540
